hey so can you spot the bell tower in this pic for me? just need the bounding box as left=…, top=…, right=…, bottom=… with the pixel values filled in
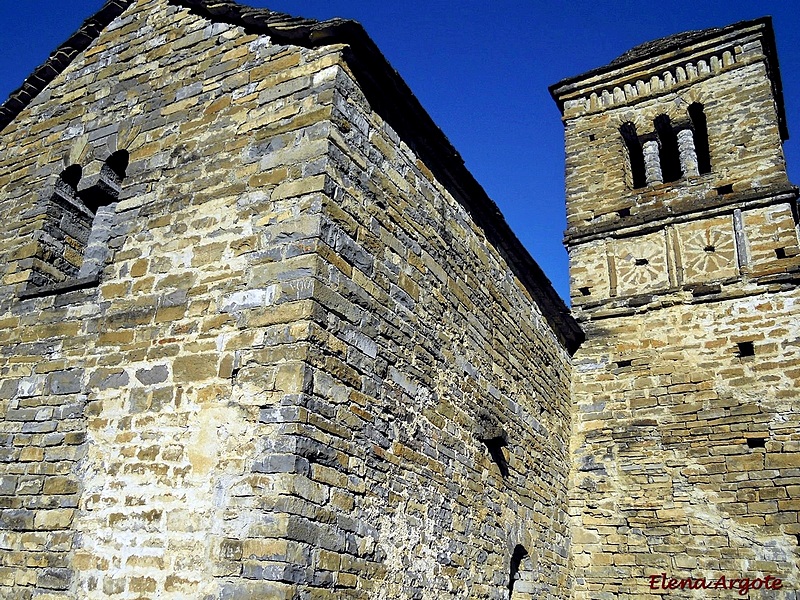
left=551, top=18, right=800, bottom=598
left=551, top=17, right=799, bottom=316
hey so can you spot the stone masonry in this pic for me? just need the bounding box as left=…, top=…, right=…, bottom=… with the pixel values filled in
left=0, top=1, right=580, bottom=599
left=0, top=2, right=797, bottom=600
left=552, top=17, right=800, bottom=599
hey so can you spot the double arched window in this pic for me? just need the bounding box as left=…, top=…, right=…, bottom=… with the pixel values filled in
left=30, top=150, right=128, bottom=288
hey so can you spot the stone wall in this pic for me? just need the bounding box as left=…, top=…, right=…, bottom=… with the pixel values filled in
left=0, top=1, right=577, bottom=598
left=296, top=57, right=575, bottom=599
left=554, top=18, right=800, bottom=599
left=570, top=291, right=800, bottom=598
left=0, top=0, right=341, bottom=597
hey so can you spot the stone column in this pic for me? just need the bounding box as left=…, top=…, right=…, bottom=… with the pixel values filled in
left=642, top=139, right=663, bottom=185
left=677, top=127, right=699, bottom=176
left=78, top=203, right=117, bottom=279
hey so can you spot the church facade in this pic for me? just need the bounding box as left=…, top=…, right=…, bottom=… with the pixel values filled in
left=0, top=1, right=796, bottom=599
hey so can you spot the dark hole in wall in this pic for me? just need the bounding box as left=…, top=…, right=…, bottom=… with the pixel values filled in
left=689, top=103, right=711, bottom=174
left=635, top=258, right=649, bottom=266
left=620, top=122, right=646, bottom=189
left=483, top=436, right=509, bottom=478
left=737, top=341, right=755, bottom=357
left=746, top=437, right=766, bottom=449
left=654, top=114, right=682, bottom=182
left=588, top=134, right=596, bottom=141
left=60, top=164, right=82, bottom=190
left=106, top=149, right=129, bottom=178
left=508, top=544, right=528, bottom=595
left=617, top=207, right=631, bottom=218
left=795, top=534, right=800, bottom=546
left=579, top=286, right=592, bottom=296
left=716, top=184, right=733, bottom=195
left=775, top=247, right=787, bottom=259
left=704, top=245, right=716, bottom=253
left=615, top=359, right=633, bottom=368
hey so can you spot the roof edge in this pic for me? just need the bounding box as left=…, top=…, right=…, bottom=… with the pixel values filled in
left=0, top=0, right=135, bottom=132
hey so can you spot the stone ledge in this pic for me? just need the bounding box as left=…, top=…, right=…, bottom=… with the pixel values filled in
left=564, top=184, right=799, bottom=245
left=18, top=276, right=100, bottom=300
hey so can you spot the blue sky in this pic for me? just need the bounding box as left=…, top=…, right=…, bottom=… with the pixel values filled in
left=1, top=1, right=798, bottom=301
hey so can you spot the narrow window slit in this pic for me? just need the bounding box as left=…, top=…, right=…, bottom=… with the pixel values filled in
left=746, top=437, right=766, bottom=449
left=615, top=359, right=633, bottom=369
left=620, top=122, right=646, bottom=189
left=483, top=436, right=509, bottom=478
left=635, top=258, right=649, bottom=266
left=704, top=245, right=716, bottom=253
left=689, top=103, right=711, bottom=174
left=508, top=545, right=528, bottom=596
left=475, top=412, right=509, bottom=478
left=654, top=114, right=682, bottom=182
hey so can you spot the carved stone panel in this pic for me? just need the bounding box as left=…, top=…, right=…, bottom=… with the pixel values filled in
left=613, top=231, right=669, bottom=297
left=743, top=204, right=800, bottom=276
left=675, top=216, right=738, bottom=285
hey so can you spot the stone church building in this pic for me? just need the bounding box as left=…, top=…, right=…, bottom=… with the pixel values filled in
left=0, top=1, right=797, bottom=598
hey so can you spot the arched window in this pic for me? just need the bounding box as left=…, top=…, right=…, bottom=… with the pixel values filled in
left=58, top=164, right=82, bottom=192
left=620, top=122, right=646, bottom=189
left=81, top=150, right=129, bottom=213
left=654, top=114, right=682, bottom=182
left=25, top=151, right=130, bottom=291
left=688, top=103, right=711, bottom=174
left=30, top=165, right=94, bottom=285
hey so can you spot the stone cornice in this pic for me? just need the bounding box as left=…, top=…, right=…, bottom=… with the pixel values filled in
left=549, top=17, right=787, bottom=141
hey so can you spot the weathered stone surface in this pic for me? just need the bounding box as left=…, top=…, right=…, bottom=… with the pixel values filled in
left=1, top=3, right=796, bottom=600
left=553, top=17, right=800, bottom=600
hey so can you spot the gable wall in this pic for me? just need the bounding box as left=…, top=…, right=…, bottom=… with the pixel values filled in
left=0, top=0, right=345, bottom=597
left=0, top=1, right=576, bottom=599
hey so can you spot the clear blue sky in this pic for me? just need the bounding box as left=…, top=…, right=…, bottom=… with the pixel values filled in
left=1, top=1, right=798, bottom=302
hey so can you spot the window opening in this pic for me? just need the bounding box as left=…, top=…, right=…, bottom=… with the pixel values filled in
left=77, top=151, right=128, bottom=280
left=620, top=122, right=646, bottom=189
left=736, top=341, right=755, bottom=357
left=746, top=437, right=766, bottom=449
left=654, top=114, right=682, bottom=182
left=483, top=436, right=509, bottom=478
left=688, top=103, right=711, bottom=174
left=25, top=150, right=129, bottom=293
left=508, top=545, right=529, bottom=597
left=31, top=165, right=94, bottom=286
